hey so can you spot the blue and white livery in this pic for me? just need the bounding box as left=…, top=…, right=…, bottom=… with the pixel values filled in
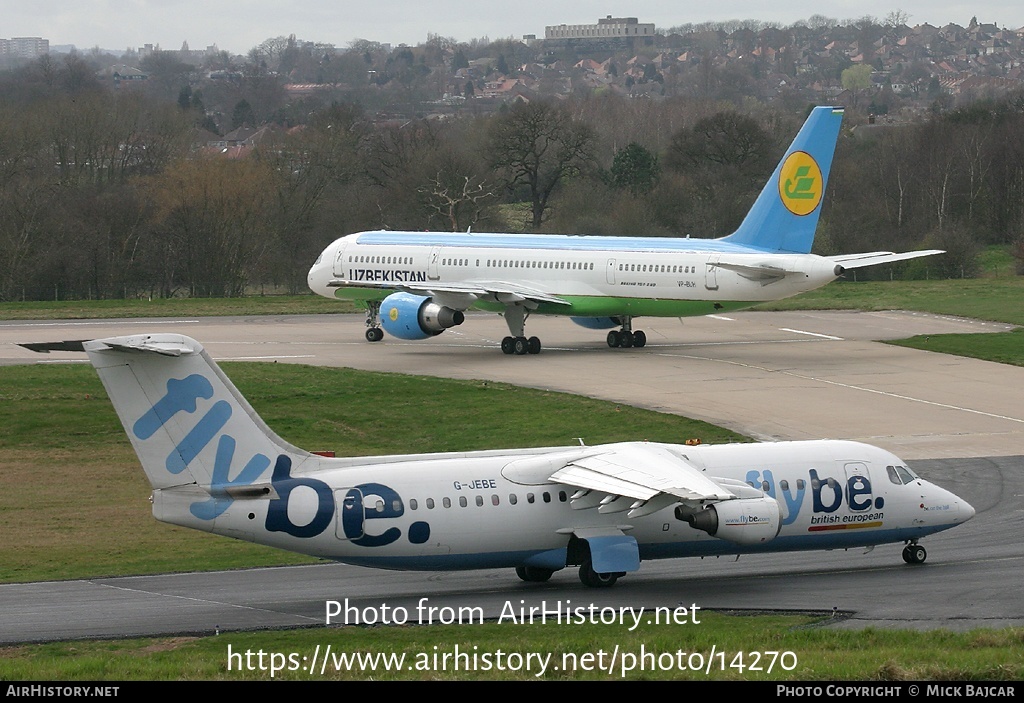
left=28, top=333, right=975, bottom=586
left=308, top=106, right=942, bottom=354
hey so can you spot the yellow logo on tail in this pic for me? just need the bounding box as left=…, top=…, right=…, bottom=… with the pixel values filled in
left=778, top=151, right=822, bottom=216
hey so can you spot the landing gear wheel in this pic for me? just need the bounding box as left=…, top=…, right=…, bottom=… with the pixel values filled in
left=527, top=336, right=542, bottom=354
left=513, top=336, right=529, bottom=355
left=365, top=327, right=384, bottom=342
left=620, top=331, right=634, bottom=348
left=501, top=336, right=515, bottom=355
left=902, top=544, right=927, bottom=564
left=578, top=558, right=620, bottom=588
left=515, top=566, right=554, bottom=583
left=607, top=331, right=620, bottom=348
left=633, top=330, right=646, bottom=348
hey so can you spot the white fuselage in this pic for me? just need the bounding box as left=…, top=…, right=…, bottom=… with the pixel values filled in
left=156, top=439, right=973, bottom=571
left=308, top=231, right=841, bottom=317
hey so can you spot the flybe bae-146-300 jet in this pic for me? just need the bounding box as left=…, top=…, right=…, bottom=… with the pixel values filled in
left=24, top=334, right=974, bottom=587
left=307, top=106, right=942, bottom=354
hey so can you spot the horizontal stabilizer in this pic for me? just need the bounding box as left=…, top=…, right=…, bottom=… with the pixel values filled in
left=832, top=250, right=944, bottom=270
left=714, top=260, right=801, bottom=283
left=19, top=340, right=88, bottom=353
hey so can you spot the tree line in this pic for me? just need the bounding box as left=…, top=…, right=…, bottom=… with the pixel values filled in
left=1, top=54, right=1022, bottom=301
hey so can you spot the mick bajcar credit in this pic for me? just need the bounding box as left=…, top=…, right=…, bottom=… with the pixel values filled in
left=778, top=685, right=1015, bottom=698
left=225, top=597, right=800, bottom=678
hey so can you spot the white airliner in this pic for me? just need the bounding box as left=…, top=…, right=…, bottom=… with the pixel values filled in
left=308, top=106, right=942, bottom=354
left=25, top=333, right=974, bottom=586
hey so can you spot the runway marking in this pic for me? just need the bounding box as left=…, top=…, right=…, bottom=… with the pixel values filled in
left=87, top=580, right=324, bottom=623
left=216, top=355, right=316, bottom=361
left=655, top=352, right=1024, bottom=426
left=780, top=328, right=843, bottom=341
left=707, top=315, right=735, bottom=321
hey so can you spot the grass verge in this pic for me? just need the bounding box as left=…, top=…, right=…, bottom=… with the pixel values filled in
left=757, top=277, right=1024, bottom=326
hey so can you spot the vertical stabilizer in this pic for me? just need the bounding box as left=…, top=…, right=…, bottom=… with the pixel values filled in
left=719, top=106, right=844, bottom=254
left=84, top=334, right=311, bottom=505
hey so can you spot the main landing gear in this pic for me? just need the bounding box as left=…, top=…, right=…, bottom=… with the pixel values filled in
left=578, top=557, right=622, bottom=587
left=500, top=304, right=542, bottom=355
left=501, top=335, right=541, bottom=355
left=902, top=541, right=927, bottom=564
left=606, top=316, right=646, bottom=349
left=515, top=566, right=554, bottom=582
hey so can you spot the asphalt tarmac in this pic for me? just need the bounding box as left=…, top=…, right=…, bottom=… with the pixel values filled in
left=1, top=311, right=1021, bottom=642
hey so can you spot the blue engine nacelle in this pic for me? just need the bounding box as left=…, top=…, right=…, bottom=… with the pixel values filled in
left=570, top=316, right=622, bottom=330
left=379, top=292, right=465, bottom=340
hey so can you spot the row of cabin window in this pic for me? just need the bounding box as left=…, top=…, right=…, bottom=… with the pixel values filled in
left=475, top=259, right=596, bottom=271
left=619, top=264, right=697, bottom=274
left=349, top=255, right=414, bottom=265
left=405, top=490, right=569, bottom=511
left=349, top=254, right=600, bottom=272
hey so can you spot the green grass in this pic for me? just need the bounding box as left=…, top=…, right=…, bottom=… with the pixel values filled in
left=1, top=617, right=1021, bottom=680
left=889, top=328, right=1024, bottom=366
left=0, top=362, right=744, bottom=584
left=756, top=277, right=1024, bottom=326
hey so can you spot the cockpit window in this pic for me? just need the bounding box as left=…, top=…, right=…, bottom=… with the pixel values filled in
left=896, top=466, right=917, bottom=484
left=887, top=465, right=918, bottom=485
left=886, top=465, right=901, bottom=485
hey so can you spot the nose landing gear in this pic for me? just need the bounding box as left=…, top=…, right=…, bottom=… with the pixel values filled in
left=902, top=542, right=927, bottom=564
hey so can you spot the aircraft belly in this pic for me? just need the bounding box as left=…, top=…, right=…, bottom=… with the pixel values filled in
left=527, top=297, right=759, bottom=318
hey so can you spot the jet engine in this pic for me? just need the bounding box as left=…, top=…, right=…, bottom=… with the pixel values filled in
left=675, top=497, right=782, bottom=545
left=379, top=292, right=465, bottom=340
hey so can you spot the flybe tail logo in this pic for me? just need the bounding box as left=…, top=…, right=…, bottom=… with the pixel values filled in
left=134, top=374, right=429, bottom=546
left=778, top=151, right=823, bottom=216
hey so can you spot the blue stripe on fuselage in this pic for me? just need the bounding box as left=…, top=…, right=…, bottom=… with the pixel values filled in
left=328, top=524, right=958, bottom=571
left=353, top=231, right=776, bottom=255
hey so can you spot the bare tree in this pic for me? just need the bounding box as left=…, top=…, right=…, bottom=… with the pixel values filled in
left=487, top=100, right=595, bottom=229
left=421, top=173, right=498, bottom=231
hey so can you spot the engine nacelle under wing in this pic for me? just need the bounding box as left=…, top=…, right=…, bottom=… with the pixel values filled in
left=675, top=496, right=781, bottom=545
left=570, top=316, right=622, bottom=330
left=380, top=292, right=465, bottom=340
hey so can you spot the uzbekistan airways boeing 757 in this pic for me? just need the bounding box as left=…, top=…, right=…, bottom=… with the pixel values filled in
left=24, top=334, right=974, bottom=587
left=307, top=106, right=942, bottom=354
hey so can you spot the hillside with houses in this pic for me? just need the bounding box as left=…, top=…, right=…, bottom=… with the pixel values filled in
left=0, top=15, right=1022, bottom=301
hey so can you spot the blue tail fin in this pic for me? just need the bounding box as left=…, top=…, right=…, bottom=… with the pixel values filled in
left=719, top=106, right=844, bottom=254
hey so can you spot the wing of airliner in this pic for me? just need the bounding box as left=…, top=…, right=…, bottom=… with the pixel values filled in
left=501, top=441, right=746, bottom=518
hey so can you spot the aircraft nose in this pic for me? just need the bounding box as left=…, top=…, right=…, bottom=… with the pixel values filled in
left=959, top=498, right=976, bottom=522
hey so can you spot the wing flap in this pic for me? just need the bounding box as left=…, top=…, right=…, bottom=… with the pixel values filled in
left=542, top=442, right=736, bottom=507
